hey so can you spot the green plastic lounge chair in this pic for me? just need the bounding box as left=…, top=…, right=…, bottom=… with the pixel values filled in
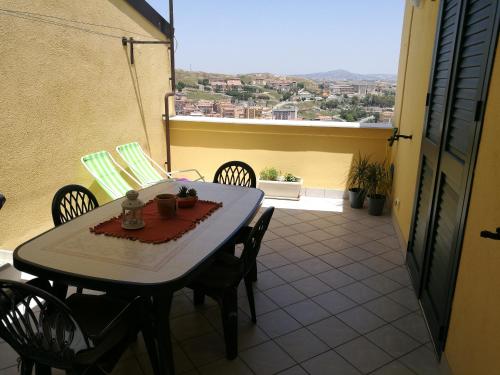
left=116, top=142, right=204, bottom=187
left=81, top=151, right=141, bottom=199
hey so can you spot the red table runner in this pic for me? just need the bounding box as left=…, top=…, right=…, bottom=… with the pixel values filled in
left=90, top=199, right=223, bottom=244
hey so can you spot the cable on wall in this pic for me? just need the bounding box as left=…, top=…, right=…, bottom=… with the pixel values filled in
left=0, top=7, right=163, bottom=41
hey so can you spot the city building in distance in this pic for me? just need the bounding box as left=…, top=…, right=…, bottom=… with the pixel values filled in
left=175, top=69, right=396, bottom=123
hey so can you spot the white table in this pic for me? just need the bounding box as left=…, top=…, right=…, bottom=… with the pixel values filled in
left=14, top=181, right=264, bottom=375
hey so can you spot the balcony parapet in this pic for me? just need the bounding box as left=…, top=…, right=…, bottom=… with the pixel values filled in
left=170, top=115, right=393, bottom=130
left=168, top=115, right=392, bottom=194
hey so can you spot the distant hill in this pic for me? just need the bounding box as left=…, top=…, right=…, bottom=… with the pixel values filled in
left=296, top=69, right=396, bottom=82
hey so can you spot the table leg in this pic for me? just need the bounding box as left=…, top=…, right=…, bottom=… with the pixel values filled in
left=153, top=292, right=175, bottom=375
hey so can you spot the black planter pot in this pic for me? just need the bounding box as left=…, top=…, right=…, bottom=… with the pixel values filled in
left=367, top=194, right=386, bottom=216
left=349, top=188, right=366, bottom=209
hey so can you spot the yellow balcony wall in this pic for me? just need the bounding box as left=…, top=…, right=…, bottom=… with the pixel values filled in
left=169, top=117, right=392, bottom=191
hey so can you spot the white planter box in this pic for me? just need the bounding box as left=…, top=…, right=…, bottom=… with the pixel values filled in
left=257, top=178, right=303, bottom=200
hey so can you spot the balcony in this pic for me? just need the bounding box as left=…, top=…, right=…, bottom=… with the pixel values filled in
left=0, top=198, right=443, bottom=375
left=1, top=0, right=499, bottom=374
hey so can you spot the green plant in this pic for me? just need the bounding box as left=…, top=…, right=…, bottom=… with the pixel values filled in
left=366, top=161, right=392, bottom=197
left=187, top=188, right=198, bottom=197
left=176, top=81, right=186, bottom=91
left=283, top=173, right=299, bottom=182
left=347, top=153, right=370, bottom=191
left=260, top=167, right=279, bottom=181
left=177, top=186, right=189, bottom=198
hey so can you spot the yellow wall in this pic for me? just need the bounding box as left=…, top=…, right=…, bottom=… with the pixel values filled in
left=393, top=1, right=500, bottom=372
left=445, top=40, right=500, bottom=375
left=0, top=0, right=171, bottom=249
left=391, top=0, right=439, bottom=242
left=170, top=119, right=391, bottom=190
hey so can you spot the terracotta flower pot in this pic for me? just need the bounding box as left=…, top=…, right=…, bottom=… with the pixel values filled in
left=156, top=194, right=177, bottom=218
left=177, top=196, right=198, bottom=208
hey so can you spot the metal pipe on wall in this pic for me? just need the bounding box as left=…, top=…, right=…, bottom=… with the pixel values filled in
left=165, top=0, right=175, bottom=172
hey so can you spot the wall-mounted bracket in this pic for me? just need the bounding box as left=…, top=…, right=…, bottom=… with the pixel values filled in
left=388, top=127, right=413, bottom=146
left=122, top=37, right=171, bottom=64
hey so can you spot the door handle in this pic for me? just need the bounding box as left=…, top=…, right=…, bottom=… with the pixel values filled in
left=480, top=228, right=500, bottom=240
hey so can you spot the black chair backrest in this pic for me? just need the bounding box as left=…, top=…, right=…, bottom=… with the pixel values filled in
left=52, top=184, right=99, bottom=226
left=0, top=280, right=90, bottom=367
left=213, top=161, right=257, bottom=188
left=241, top=207, right=274, bottom=274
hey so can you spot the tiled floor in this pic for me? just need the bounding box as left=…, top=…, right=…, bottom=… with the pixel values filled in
left=0, top=199, right=445, bottom=375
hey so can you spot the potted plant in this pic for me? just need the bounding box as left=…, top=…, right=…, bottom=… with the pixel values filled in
left=257, top=167, right=303, bottom=200
left=177, top=186, right=198, bottom=208
left=346, top=153, right=370, bottom=208
left=366, top=161, right=392, bottom=216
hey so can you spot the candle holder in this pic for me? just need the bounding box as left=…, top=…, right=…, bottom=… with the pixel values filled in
left=121, top=190, right=145, bottom=230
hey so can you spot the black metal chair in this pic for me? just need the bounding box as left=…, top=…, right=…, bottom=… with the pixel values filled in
left=189, top=207, right=274, bottom=360
left=0, top=280, right=158, bottom=375
left=52, top=185, right=99, bottom=227
left=213, top=161, right=257, bottom=188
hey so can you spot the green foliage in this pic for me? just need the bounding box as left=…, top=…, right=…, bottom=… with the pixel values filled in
left=187, top=188, right=198, bottom=197
left=185, top=90, right=228, bottom=101
left=281, top=92, right=293, bottom=101
left=226, top=90, right=253, bottom=101
left=297, top=83, right=305, bottom=89
left=177, top=186, right=189, bottom=198
left=259, top=167, right=279, bottom=181
left=339, top=106, right=368, bottom=122
left=320, top=100, right=338, bottom=110
left=347, top=153, right=370, bottom=190
left=366, top=161, right=393, bottom=197
left=243, top=85, right=259, bottom=93
left=283, top=173, right=299, bottom=182
left=177, top=81, right=186, bottom=91
left=197, top=78, right=210, bottom=86
left=257, top=94, right=270, bottom=100
left=260, top=168, right=299, bottom=182
left=362, top=93, right=395, bottom=108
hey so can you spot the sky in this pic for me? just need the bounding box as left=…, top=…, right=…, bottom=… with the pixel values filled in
left=147, top=0, right=405, bottom=75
